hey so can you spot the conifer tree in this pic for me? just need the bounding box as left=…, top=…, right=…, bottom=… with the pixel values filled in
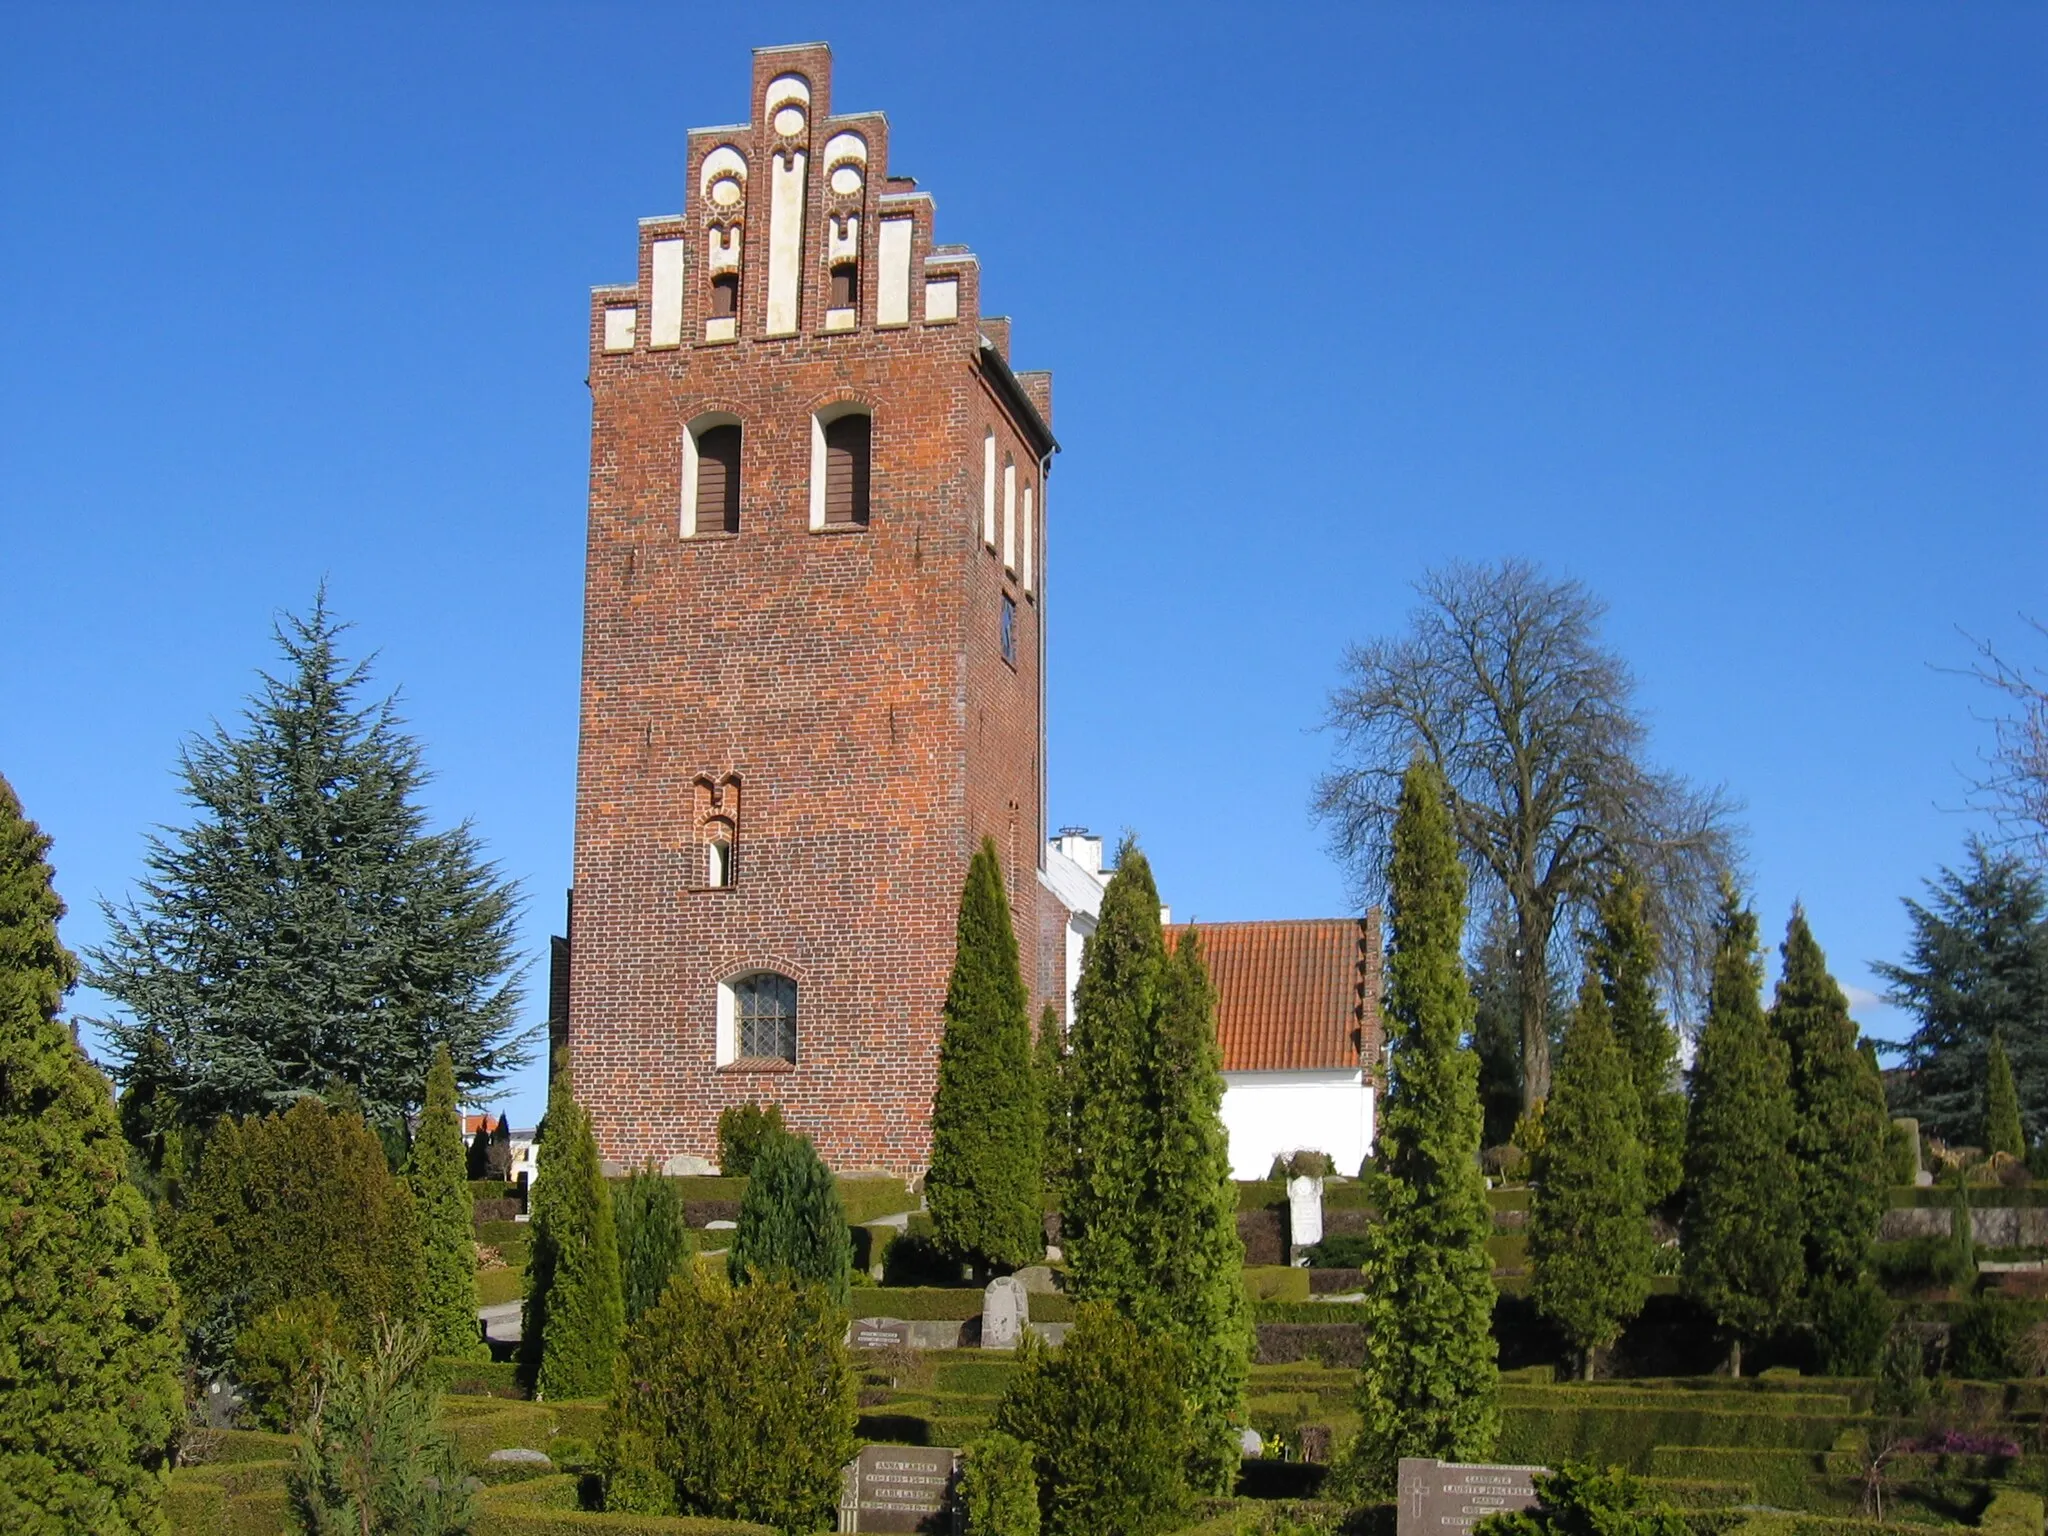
left=1769, top=910, right=1891, bottom=1288
left=0, top=775, right=184, bottom=1535
left=1063, top=840, right=1165, bottom=1306
left=1342, top=757, right=1498, bottom=1495
left=1146, top=927, right=1252, bottom=1491
left=1878, top=840, right=2048, bottom=1143
left=1681, top=886, right=1802, bottom=1376
left=521, top=1057, right=624, bottom=1399
left=613, top=1166, right=692, bottom=1327
left=405, top=1043, right=484, bottom=1360
left=1529, top=971, right=1653, bottom=1378
left=727, top=1130, right=851, bottom=1308
left=1986, top=1034, right=2025, bottom=1158
left=1589, top=869, right=1686, bottom=1205
left=1063, top=841, right=1251, bottom=1493
left=928, top=838, right=1044, bottom=1272
left=85, top=593, right=529, bottom=1132
left=1034, top=1004, right=1070, bottom=1198
left=170, top=1098, right=425, bottom=1359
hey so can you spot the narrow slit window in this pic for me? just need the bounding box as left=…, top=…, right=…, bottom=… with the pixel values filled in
left=823, top=413, right=871, bottom=526
left=706, top=836, right=733, bottom=888
left=694, top=424, right=740, bottom=534
left=1001, top=594, right=1017, bottom=667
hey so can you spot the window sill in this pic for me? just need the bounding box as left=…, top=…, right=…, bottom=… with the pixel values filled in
left=718, top=1057, right=796, bottom=1074
left=682, top=531, right=739, bottom=543
left=685, top=884, right=738, bottom=894
left=809, top=521, right=871, bottom=536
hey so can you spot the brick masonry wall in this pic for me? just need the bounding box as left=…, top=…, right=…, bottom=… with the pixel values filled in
left=569, top=44, right=1052, bottom=1177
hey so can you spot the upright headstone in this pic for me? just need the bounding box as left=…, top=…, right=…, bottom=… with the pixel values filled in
left=838, top=1444, right=961, bottom=1532
left=1397, top=1458, right=1544, bottom=1536
left=1288, top=1173, right=1325, bottom=1258
left=981, top=1275, right=1028, bottom=1350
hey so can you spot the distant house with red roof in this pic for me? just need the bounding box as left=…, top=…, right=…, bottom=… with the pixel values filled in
left=1042, top=832, right=1383, bottom=1179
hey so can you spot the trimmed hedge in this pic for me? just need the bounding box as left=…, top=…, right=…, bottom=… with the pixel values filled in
left=1253, top=1300, right=1367, bottom=1324
left=478, top=1474, right=778, bottom=1532
left=480, top=1267, right=526, bottom=1306
left=1893, top=1185, right=2048, bottom=1208
left=438, top=1359, right=527, bottom=1398
left=1252, top=1324, right=1367, bottom=1367
left=1498, top=1402, right=1852, bottom=1471
left=852, top=1286, right=1074, bottom=1322
left=1170, top=1498, right=1367, bottom=1534
left=1245, top=1266, right=1311, bottom=1303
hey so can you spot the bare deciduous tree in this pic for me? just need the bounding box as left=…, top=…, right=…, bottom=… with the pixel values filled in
left=1314, top=558, right=1739, bottom=1108
left=1963, top=618, right=2048, bottom=864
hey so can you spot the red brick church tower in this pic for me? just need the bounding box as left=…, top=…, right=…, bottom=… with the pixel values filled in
left=564, top=43, right=1055, bottom=1175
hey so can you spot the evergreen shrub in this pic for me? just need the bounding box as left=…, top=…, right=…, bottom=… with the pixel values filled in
left=727, top=1131, right=851, bottom=1307
left=1476, top=1462, right=1688, bottom=1536
left=520, top=1057, right=624, bottom=1401
left=169, top=1096, right=426, bottom=1357
left=233, top=1295, right=344, bottom=1431
left=614, top=1166, right=693, bottom=1326
left=409, top=1043, right=487, bottom=1360
left=715, top=1103, right=786, bottom=1177
left=928, top=838, right=1045, bottom=1271
left=1948, top=1295, right=2024, bottom=1379
left=960, top=1431, right=1042, bottom=1536
left=0, top=776, right=185, bottom=1536
left=992, top=1302, right=1192, bottom=1536
left=599, top=1269, right=856, bottom=1531
left=289, top=1321, right=472, bottom=1535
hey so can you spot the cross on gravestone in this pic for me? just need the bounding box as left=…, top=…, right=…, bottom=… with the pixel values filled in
left=981, top=1275, right=1028, bottom=1350
left=1397, top=1458, right=1545, bottom=1536
left=837, top=1444, right=962, bottom=1533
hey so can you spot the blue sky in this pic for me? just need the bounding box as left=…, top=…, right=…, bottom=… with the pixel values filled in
left=2, top=4, right=2042, bottom=1128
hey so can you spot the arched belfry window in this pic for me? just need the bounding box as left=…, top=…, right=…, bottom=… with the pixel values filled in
left=718, top=971, right=798, bottom=1065
left=710, top=271, right=740, bottom=319
left=683, top=414, right=742, bottom=537
left=691, top=772, right=742, bottom=889
left=810, top=404, right=872, bottom=529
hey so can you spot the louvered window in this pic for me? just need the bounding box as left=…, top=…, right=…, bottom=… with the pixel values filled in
left=694, top=424, right=740, bottom=534
left=710, top=272, right=739, bottom=318
left=830, top=263, right=858, bottom=310
left=822, top=413, right=871, bottom=527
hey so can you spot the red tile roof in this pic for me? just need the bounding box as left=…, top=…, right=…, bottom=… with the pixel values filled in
left=1166, top=915, right=1382, bottom=1073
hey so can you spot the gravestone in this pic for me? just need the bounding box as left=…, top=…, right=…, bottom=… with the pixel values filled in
left=852, top=1318, right=911, bottom=1350
left=837, top=1444, right=961, bottom=1533
left=981, top=1275, right=1028, bottom=1350
left=1397, top=1458, right=1544, bottom=1536
left=1288, top=1174, right=1325, bottom=1255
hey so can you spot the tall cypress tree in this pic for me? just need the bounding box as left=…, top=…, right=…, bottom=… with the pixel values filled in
left=1343, top=756, right=1498, bottom=1495
left=1682, top=886, right=1802, bottom=1376
left=1034, top=1004, right=1070, bottom=1200
left=613, top=1167, right=692, bottom=1327
left=84, top=593, right=529, bottom=1132
left=1986, top=1035, right=2025, bottom=1158
left=1063, top=842, right=1251, bottom=1493
left=1064, top=841, right=1167, bottom=1307
left=1770, top=909, right=1891, bottom=1285
left=1589, top=870, right=1686, bottom=1206
left=927, top=838, right=1044, bottom=1273
left=405, top=1043, right=484, bottom=1360
left=521, top=1057, right=624, bottom=1399
left=1529, top=971, right=1653, bottom=1379
left=727, top=1131, right=852, bottom=1309
left=0, top=774, right=184, bottom=1535
left=1147, top=927, right=1251, bottom=1492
